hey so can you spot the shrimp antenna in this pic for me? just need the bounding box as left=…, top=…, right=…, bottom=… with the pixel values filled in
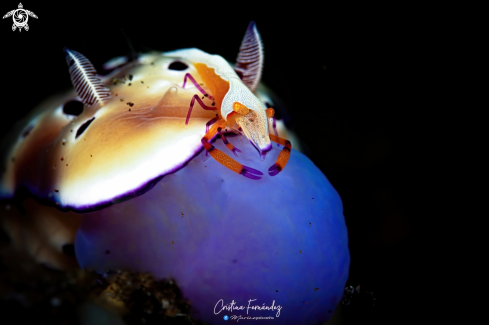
left=121, top=29, right=136, bottom=62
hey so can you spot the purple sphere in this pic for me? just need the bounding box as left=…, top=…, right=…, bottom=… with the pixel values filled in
left=75, top=135, right=349, bottom=324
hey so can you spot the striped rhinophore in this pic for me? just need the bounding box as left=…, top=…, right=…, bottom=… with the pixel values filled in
left=65, top=48, right=111, bottom=106
left=234, top=21, right=264, bottom=92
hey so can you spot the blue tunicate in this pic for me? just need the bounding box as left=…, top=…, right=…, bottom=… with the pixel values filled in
left=75, top=134, right=349, bottom=324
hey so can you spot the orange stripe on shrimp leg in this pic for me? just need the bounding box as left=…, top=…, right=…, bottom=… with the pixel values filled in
left=266, top=107, right=279, bottom=147
left=268, top=133, right=292, bottom=176
left=202, top=119, right=263, bottom=180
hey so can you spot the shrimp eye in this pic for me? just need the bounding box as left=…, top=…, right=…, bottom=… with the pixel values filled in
left=168, top=61, right=188, bottom=71
left=264, top=101, right=283, bottom=120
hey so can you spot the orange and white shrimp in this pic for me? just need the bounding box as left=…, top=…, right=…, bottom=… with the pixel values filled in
left=164, top=22, right=291, bottom=179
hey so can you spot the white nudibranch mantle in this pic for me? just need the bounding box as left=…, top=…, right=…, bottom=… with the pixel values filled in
left=0, top=21, right=296, bottom=212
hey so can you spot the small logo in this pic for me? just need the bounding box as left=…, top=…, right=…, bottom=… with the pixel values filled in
left=223, top=315, right=229, bottom=321
left=3, top=3, right=38, bottom=32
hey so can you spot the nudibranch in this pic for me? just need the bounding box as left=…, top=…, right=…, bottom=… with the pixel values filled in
left=0, top=22, right=349, bottom=324
left=0, top=22, right=291, bottom=212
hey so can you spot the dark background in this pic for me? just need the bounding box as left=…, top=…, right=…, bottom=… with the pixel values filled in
left=1, top=3, right=440, bottom=324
